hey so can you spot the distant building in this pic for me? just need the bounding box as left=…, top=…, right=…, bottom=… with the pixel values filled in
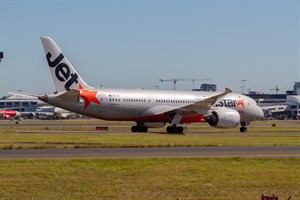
left=0, top=94, right=47, bottom=112
left=247, top=93, right=300, bottom=119
left=0, top=94, right=81, bottom=119
left=294, top=82, right=300, bottom=95
left=193, top=83, right=217, bottom=92
left=247, top=94, right=287, bottom=105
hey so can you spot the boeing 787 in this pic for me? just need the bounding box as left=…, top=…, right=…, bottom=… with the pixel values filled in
left=31, top=36, right=264, bottom=133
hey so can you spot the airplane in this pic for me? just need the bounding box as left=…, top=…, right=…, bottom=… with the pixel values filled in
left=0, top=110, right=20, bottom=119
left=23, top=36, right=264, bottom=133
left=35, top=106, right=80, bottom=119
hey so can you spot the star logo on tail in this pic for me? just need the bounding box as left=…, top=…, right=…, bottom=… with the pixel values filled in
left=79, top=84, right=101, bottom=109
left=236, top=96, right=245, bottom=108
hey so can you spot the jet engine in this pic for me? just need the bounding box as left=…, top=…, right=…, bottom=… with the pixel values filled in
left=205, top=108, right=240, bottom=128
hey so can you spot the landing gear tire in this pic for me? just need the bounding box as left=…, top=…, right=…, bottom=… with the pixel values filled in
left=131, top=125, right=148, bottom=133
left=142, top=126, right=148, bottom=133
left=166, top=125, right=184, bottom=134
left=166, top=126, right=173, bottom=133
left=240, top=126, right=247, bottom=133
left=177, top=126, right=184, bottom=133
left=131, top=126, right=137, bottom=132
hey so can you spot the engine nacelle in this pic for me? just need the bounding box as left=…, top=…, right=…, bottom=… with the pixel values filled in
left=205, top=108, right=240, bottom=128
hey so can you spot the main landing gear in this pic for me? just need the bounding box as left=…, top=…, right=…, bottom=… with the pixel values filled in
left=166, top=113, right=184, bottom=134
left=240, top=122, right=248, bottom=133
left=131, top=122, right=148, bottom=133
left=166, top=125, right=184, bottom=134
left=131, top=125, right=148, bottom=133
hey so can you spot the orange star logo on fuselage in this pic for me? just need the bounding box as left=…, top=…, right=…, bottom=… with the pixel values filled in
left=79, top=84, right=101, bottom=109
left=236, top=96, right=245, bottom=108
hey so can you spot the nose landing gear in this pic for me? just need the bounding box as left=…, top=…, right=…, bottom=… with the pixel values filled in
left=240, top=122, right=248, bottom=133
left=240, top=126, right=247, bottom=133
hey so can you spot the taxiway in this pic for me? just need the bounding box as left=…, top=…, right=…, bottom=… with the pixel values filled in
left=1, top=146, right=300, bottom=159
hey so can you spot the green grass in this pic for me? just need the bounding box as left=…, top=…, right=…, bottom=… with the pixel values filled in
left=0, top=158, right=299, bottom=199
left=0, top=119, right=299, bottom=149
left=1, top=133, right=300, bottom=149
left=0, top=120, right=299, bottom=199
left=0, top=133, right=300, bottom=149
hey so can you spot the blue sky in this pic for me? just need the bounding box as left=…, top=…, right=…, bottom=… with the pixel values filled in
left=0, top=0, right=299, bottom=97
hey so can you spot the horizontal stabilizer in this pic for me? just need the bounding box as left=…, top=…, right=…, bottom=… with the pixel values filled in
left=9, top=91, right=40, bottom=98
left=53, top=90, right=80, bottom=102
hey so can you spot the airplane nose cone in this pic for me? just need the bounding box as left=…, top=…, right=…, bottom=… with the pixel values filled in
left=256, top=106, right=264, bottom=120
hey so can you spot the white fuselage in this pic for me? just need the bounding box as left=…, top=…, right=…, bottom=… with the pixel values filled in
left=46, top=88, right=263, bottom=124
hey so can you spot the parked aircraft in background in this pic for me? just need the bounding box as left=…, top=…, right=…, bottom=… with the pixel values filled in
left=21, top=36, right=264, bottom=133
left=3, top=105, right=81, bottom=120
left=35, top=106, right=81, bottom=119
left=0, top=110, right=19, bottom=119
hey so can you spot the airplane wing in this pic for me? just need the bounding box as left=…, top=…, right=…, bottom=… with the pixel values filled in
left=180, top=88, right=232, bottom=115
left=139, top=105, right=179, bottom=117
left=139, top=88, right=232, bottom=117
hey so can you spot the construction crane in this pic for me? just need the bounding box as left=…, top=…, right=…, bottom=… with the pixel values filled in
left=159, top=78, right=212, bottom=90
left=270, top=85, right=279, bottom=94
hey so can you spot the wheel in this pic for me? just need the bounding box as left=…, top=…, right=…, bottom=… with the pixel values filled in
left=167, top=125, right=183, bottom=134
left=136, top=126, right=143, bottom=132
left=167, top=126, right=172, bottom=133
left=240, top=127, right=247, bottom=133
left=142, top=126, right=148, bottom=133
left=131, top=126, right=137, bottom=132
left=177, top=126, right=184, bottom=133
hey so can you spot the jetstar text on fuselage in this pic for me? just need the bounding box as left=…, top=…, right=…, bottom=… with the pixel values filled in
left=46, top=52, right=79, bottom=91
left=215, top=98, right=245, bottom=108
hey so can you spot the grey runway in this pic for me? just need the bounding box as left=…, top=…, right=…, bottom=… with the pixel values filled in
left=1, top=146, right=300, bottom=159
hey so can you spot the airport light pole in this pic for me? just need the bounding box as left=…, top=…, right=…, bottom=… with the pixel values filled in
left=0, top=52, right=3, bottom=98
left=241, top=79, right=247, bottom=94
left=0, top=51, right=3, bottom=62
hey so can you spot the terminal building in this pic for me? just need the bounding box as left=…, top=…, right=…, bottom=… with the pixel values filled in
left=0, top=93, right=80, bottom=119
left=0, top=93, right=46, bottom=112
left=247, top=82, right=300, bottom=119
